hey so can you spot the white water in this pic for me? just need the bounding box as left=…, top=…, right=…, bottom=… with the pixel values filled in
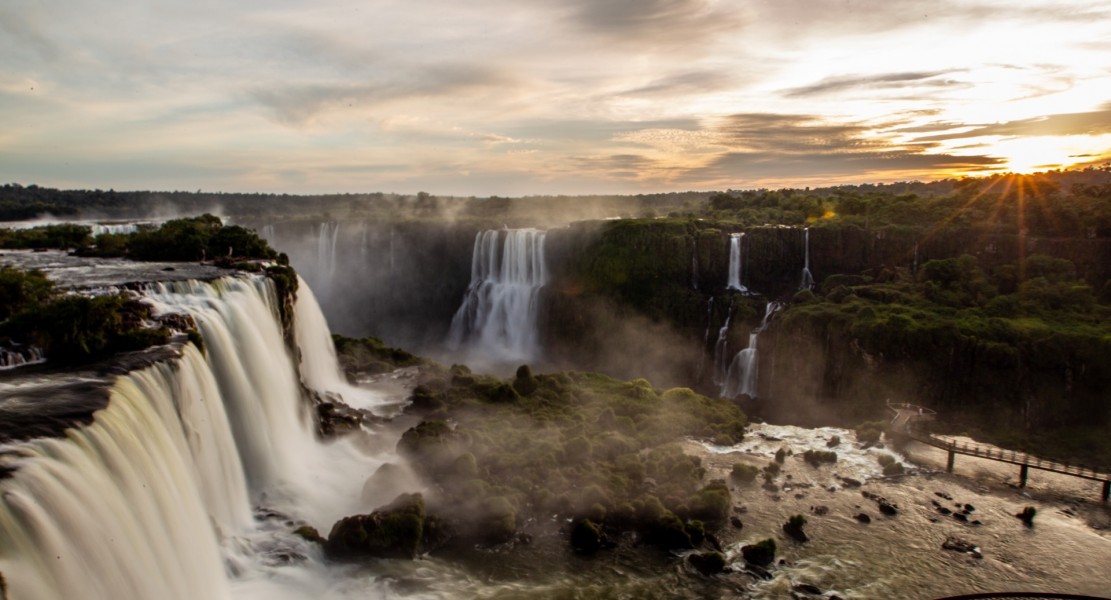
left=711, top=304, right=733, bottom=386
left=293, top=276, right=390, bottom=413
left=447, top=228, right=548, bottom=362
left=0, top=344, right=45, bottom=370
left=0, top=274, right=402, bottom=600
left=727, top=233, right=747, bottom=292
left=317, top=222, right=340, bottom=278
left=800, top=227, right=814, bottom=291
left=720, top=302, right=781, bottom=399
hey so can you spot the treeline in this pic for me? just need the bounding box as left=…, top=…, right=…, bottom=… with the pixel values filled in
left=0, top=183, right=706, bottom=226
left=699, top=168, right=1111, bottom=238
left=0, top=215, right=277, bottom=262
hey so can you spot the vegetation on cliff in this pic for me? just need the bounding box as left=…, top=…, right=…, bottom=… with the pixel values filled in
left=772, top=251, right=1111, bottom=467
left=0, top=266, right=168, bottom=364
left=397, top=364, right=746, bottom=552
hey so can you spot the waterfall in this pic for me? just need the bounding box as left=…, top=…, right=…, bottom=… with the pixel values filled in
left=317, top=222, right=340, bottom=278
left=293, top=276, right=389, bottom=412
left=727, top=233, right=747, bottom=292
left=0, top=344, right=45, bottom=370
left=800, top=227, right=814, bottom=291
left=0, top=274, right=351, bottom=600
left=447, top=229, right=548, bottom=362
left=695, top=297, right=714, bottom=382
left=711, top=303, right=734, bottom=386
left=721, top=302, right=782, bottom=399
left=91, top=223, right=140, bottom=236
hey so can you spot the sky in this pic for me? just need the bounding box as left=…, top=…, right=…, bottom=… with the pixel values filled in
left=2, top=0, right=1111, bottom=196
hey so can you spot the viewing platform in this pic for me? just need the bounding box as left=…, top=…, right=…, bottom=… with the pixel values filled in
left=885, top=401, right=1110, bottom=502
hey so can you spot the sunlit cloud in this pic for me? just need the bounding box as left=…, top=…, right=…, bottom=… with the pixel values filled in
left=1, top=0, right=1109, bottom=194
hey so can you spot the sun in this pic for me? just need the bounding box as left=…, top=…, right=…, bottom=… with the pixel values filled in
left=990, top=135, right=1111, bottom=174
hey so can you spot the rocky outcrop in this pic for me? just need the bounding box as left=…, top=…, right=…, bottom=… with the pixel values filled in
left=324, top=493, right=428, bottom=560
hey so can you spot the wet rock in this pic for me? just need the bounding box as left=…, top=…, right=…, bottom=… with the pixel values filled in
left=570, top=518, right=603, bottom=554
left=810, top=505, right=830, bottom=516
left=731, top=516, right=744, bottom=529
left=292, top=525, right=325, bottom=544
left=706, top=532, right=724, bottom=553
left=954, top=512, right=968, bottom=522
left=782, top=515, right=809, bottom=543
left=1016, top=506, right=1037, bottom=527
left=325, top=493, right=426, bottom=560
left=839, top=477, right=863, bottom=488
left=863, top=492, right=899, bottom=516
left=741, top=538, right=777, bottom=567
left=317, top=400, right=364, bottom=438
left=963, top=504, right=976, bottom=513
left=942, top=536, right=982, bottom=559
left=763, top=481, right=780, bottom=492
left=733, top=505, right=748, bottom=514
left=853, top=513, right=872, bottom=524
left=936, top=491, right=953, bottom=500
left=826, top=435, right=841, bottom=448
left=688, top=551, right=727, bottom=576
left=793, top=582, right=823, bottom=595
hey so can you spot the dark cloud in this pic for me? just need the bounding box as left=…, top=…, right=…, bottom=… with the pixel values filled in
left=913, top=104, right=1111, bottom=141
left=251, top=64, right=517, bottom=125
left=784, top=70, right=965, bottom=98
left=619, top=70, right=740, bottom=97
left=666, top=111, right=1004, bottom=184
left=563, top=0, right=743, bottom=50
left=687, top=149, right=1001, bottom=183
left=715, top=113, right=875, bottom=153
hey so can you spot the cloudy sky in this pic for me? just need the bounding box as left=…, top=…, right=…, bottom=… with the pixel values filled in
left=2, top=0, right=1110, bottom=195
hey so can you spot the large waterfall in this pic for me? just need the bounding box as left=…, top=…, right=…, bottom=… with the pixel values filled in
left=726, top=233, right=746, bottom=292
left=721, top=302, right=781, bottom=399
left=447, top=228, right=548, bottom=362
left=0, top=274, right=392, bottom=600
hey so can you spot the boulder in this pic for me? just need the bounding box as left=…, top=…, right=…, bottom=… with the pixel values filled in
left=324, top=493, right=426, bottom=560
left=853, top=513, right=871, bottom=524
left=1015, top=506, right=1037, bottom=527
left=942, top=536, right=982, bottom=559
left=741, top=538, right=776, bottom=567
left=570, top=518, right=603, bottom=554
left=782, top=515, right=809, bottom=543
left=731, top=516, right=744, bottom=529
left=793, top=583, right=824, bottom=595
left=688, top=551, right=727, bottom=576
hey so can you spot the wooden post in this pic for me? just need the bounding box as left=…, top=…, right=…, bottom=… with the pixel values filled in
left=1102, top=480, right=1110, bottom=503
left=947, top=443, right=955, bottom=473
left=1019, top=464, right=1029, bottom=488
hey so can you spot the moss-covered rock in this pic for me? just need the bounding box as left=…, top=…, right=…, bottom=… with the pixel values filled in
left=741, top=538, right=777, bottom=567
left=688, top=551, right=727, bottom=576
left=324, top=493, right=426, bottom=560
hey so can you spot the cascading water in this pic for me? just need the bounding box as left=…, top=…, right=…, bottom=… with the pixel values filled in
left=317, top=222, right=340, bottom=278
left=721, top=301, right=781, bottom=399
left=293, top=276, right=389, bottom=412
left=711, top=303, right=734, bottom=386
left=727, top=233, right=747, bottom=292
left=800, top=227, right=814, bottom=291
left=0, top=274, right=391, bottom=600
left=695, top=297, right=715, bottom=382
left=447, top=228, right=548, bottom=362
left=0, top=344, right=45, bottom=369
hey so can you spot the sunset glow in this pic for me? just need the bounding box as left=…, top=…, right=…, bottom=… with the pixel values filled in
left=2, top=0, right=1110, bottom=194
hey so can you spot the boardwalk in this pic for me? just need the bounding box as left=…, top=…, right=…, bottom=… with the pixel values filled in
left=887, top=401, right=1111, bottom=502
